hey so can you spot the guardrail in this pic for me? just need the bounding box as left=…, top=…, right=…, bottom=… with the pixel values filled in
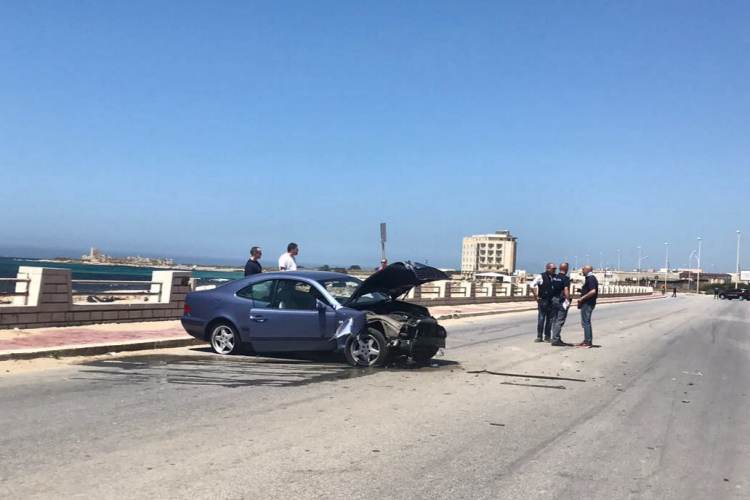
left=0, top=276, right=31, bottom=305
left=0, top=267, right=191, bottom=329
left=70, top=280, right=163, bottom=299
left=406, top=280, right=653, bottom=306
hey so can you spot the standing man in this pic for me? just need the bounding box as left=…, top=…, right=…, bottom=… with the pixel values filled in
left=577, top=265, right=599, bottom=348
left=278, top=242, right=299, bottom=271
left=550, top=262, right=571, bottom=346
left=672, top=287, right=677, bottom=298
left=531, top=263, right=557, bottom=342
left=244, top=246, right=263, bottom=276
left=714, top=287, right=720, bottom=300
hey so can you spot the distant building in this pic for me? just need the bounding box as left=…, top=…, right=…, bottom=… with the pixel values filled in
left=461, top=230, right=517, bottom=275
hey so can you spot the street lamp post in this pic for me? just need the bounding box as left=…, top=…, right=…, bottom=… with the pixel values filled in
left=737, top=230, right=742, bottom=289
left=664, top=242, right=669, bottom=294
left=617, top=249, right=621, bottom=272
left=696, top=237, right=702, bottom=294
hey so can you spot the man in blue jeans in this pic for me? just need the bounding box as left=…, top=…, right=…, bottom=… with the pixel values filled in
left=531, top=263, right=557, bottom=342
left=550, top=262, right=571, bottom=346
left=577, top=265, right=599, bottom=348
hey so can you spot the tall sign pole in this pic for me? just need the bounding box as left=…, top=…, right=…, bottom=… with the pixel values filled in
left=380, top=223, right=387, bottom=264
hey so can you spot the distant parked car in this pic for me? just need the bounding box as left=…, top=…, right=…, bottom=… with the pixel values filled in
left=718, top=289, right=750, bottom=300
left=181, top=262, right=449, bottom=367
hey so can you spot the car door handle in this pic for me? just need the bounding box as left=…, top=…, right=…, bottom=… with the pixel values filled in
left=249, top=314, right=267, bottom=323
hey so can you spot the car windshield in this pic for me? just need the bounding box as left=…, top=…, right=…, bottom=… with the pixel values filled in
left=316, top=277, right=390, bottom=305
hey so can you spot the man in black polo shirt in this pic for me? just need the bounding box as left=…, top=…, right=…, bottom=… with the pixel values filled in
left=531, top=263, right=557, bottom=342
left=577, top=265, right=599, bottom=348
left=244, top=246, right=263, bottom=276
left=550, top=262, right=571, bottom=346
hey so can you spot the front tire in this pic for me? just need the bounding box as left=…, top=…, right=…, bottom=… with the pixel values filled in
left=719, top=294, right=726, bottom=300
left=412, top=346, right=440, bottom=365
left=345, top=328, right=389, bottom=367
left=209, top=322, right=242, bottom=355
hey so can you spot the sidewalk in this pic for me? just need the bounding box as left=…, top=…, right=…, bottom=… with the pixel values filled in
left=0, top=294, right=662, bottom=361
left=0, top=321, right=197, bottom=361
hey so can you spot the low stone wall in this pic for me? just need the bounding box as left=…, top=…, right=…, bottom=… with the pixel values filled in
left=0, top=267, right=191, bottom=329
left=404, top=279, right=653, bottom=303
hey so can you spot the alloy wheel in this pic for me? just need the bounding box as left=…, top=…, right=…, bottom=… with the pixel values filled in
left=211, top=325, right=236, bottom=354
left=349, top=334, right=382, bottom=366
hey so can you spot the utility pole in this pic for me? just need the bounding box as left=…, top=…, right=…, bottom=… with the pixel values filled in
left=696, top=237, right=702, bottom=294
left=736, top=230, right=742, bottom=289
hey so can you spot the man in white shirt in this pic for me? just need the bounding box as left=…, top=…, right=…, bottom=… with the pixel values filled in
left=278, top=242, right=299, bottom=271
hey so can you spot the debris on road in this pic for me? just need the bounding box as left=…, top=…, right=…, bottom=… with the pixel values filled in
left=488, top=422, right=505, bottom=427
left=466, top=369, right=585, bottom=383
left=501, top=382, right=566, bottom=390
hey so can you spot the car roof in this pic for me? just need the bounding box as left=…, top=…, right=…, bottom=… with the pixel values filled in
left=253, top=270, right=355, bottom=281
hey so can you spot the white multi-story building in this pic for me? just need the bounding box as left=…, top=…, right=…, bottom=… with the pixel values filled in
left=461, top=230, right=517, bottom=274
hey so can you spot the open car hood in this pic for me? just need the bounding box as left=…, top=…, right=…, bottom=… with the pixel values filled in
left=346, top=261, right=449, bottom=303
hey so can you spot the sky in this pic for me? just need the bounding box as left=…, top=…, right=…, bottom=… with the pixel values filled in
left=1, top=1, right=748, bottom=271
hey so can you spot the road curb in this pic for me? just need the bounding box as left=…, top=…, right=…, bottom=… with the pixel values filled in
left=0, top=296, right=664, bottom=361
left=0, top=337, right=202, bottom=361
left=435, top=295, right=664, bottom=321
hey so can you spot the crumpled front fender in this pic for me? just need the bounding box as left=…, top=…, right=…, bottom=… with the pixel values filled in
left=332, top=311, right=367, bottom=351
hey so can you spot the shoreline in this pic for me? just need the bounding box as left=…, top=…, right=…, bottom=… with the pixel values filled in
left=34, top=258, right=243, bottom=274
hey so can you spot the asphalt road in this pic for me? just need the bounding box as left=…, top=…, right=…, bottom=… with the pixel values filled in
left=1, top=295, right=748, bottom=499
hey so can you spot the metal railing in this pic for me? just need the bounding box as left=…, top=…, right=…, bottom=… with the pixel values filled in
left=0, top=277, right=31, bottom=305
left=418, top=285, right=441, bottom=297
left=70, top=280, right=163, bottom=299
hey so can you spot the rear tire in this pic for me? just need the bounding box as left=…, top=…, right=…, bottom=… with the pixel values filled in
left=209, top=322, right=242, bottom=355
left=344, top=328, right=389, bottom=367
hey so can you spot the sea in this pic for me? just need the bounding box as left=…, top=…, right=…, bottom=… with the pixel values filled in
left=0, top=256, right=243, bottom=294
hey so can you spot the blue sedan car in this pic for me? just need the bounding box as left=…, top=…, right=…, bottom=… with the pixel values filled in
left=181, top=262, right=448, bottom=367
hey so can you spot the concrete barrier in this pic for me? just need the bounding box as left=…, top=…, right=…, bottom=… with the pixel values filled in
left=406, top=279, right=653, bottom=307
left=0, top=267, right=191, bottom=329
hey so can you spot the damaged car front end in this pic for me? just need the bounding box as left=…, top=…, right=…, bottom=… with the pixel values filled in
left=327, top=261, right=449, bottom=367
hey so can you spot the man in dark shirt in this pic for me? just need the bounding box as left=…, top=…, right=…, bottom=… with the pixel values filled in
left=531, top=263, right=557, bottom=342
left=244, top=246, right=263, bottom=276
left=577, top=265, right=598, bottom=348
left=550, top=262, right=571, bottom=346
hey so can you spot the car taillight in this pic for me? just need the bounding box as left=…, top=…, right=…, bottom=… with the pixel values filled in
left=183, top=303, right=192, bottom=315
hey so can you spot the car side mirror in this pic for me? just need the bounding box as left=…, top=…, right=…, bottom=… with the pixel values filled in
left=316, top=299, right=330, bottom=312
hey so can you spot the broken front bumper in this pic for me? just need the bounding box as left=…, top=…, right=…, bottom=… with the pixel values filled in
left=391, top=317, right=446, bottom=353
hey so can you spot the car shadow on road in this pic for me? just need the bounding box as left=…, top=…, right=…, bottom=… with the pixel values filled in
left=73, top=350, right=459, bottom=389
